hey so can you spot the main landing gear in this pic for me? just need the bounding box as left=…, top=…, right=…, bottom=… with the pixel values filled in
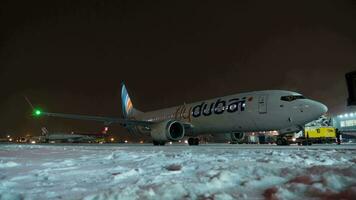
left=153, top=141, right=166, bottom=146
left=276, top=137, right=288, bottom=146
left=188, top=138, right=199, bottom=146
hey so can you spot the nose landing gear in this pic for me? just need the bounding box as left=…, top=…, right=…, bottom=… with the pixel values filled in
left=276, top=137, right=288, bottom=145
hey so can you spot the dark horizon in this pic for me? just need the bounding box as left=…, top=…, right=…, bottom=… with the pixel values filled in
left=1, top=0, right=356, bottom=138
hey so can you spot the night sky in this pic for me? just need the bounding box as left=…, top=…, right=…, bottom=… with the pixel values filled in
left=1, top=0, right=356, bottom=139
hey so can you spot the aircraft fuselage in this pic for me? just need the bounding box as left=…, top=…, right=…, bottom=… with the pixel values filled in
left=135, top=90, right=327, bottom=136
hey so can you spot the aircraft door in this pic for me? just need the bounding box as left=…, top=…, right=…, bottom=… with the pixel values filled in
left=258, top=95, right=268, bottom=114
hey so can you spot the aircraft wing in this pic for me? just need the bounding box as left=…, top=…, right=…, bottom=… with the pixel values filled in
left=33, top=109, right=194, bottom=130
left=38, top=111, right=153, bottom=126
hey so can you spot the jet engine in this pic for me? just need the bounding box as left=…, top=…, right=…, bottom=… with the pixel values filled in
left=150, top=120, right=185, bottom=142
left=228, top=132, right=245, bottom=143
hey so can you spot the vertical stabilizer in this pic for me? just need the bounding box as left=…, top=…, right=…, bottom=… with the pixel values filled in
left=41, top=127, right=49, bottom=136
left=121, top=83, right=142, bottom=118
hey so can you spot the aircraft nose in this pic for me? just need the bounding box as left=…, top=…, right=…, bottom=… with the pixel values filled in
left=313, top=101, right=328, bottom=116
left=320, top=102, right=328, bottom=114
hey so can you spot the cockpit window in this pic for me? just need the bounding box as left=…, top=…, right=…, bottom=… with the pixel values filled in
left=280, top=95, right=305, bottom=102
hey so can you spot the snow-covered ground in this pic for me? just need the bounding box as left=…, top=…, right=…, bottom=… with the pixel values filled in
left=0, top=144, right=355, bottom=200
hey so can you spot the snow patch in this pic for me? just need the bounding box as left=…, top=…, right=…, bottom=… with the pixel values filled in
left=0, top=193, right=23, bottom=200
left=0, top=161, right=19, bottom=168
left=0, top=144, right=355, bottom=200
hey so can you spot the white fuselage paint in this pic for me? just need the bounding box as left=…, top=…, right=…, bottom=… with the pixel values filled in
left=132, top=90, right=327, bottom=136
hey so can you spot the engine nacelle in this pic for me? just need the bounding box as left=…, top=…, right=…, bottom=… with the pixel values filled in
left=211, top=132, right=245, bottom=143
left=150, top=120, right=185, bottom=142
left=229, top=132, right=245, bottom=142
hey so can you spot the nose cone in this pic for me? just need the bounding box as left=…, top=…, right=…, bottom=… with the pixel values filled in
left=290, top=99, right=328, bottom=125
left=312, top=101, right=328, bottom=117
left=319, top=102, right=328, bottom=114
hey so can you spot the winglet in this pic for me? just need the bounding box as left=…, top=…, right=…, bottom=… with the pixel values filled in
left=24, top=96, right=34, bottom=110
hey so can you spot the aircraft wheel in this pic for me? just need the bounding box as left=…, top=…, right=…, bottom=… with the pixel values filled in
left=276, top=138, right=283, bottom=146
left=276, top=138, right=288, bottom=146
left=283, top=140, right=289, bottom=145
left=194, top=138, right=199, bottom=145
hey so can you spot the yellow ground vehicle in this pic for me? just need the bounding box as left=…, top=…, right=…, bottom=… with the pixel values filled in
left=277, top=127, right=336, bottom=145
left=305, top=127, right=336, bottom=140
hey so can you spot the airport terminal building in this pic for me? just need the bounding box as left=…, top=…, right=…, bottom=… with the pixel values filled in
left=333, top=111, right=356, bottom=133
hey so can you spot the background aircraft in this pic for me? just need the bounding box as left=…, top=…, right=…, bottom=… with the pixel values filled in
left=39, top=127, right=96, bottom=143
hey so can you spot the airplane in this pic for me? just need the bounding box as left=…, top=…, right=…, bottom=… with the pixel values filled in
left=38, top=127, right=96, bottom=143
left=31, top=83, right=328, bottom=145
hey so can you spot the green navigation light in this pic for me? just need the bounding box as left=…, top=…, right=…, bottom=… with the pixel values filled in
left=33, top=109, right=42, bottom=116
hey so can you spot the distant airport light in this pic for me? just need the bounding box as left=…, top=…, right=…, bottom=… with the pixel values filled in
left=184, top=140, right=188, bottom=144
left=110, top=138, right=115, bottom=142
left=169, top=141, right=173, bottom=145
left=337, top=112, right=356, bottom=118
left=140, top=141, right=144, bottom=144
left=7, top=135, right=10, bottom=138
left=124, top=140, right=128, bottom=143
left=102, top=127, right=109, bottom=134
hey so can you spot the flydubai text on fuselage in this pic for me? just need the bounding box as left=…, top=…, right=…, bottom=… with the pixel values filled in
left=126, top=89, right=327, bottom=139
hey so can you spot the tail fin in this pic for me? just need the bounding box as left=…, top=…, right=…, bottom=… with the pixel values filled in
left=121, top=83, right=142, bottom=118
left=41, top=127, right=49, bottom=136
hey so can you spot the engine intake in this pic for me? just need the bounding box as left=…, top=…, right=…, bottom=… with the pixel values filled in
left=150, top=120, right=185, bottom=142
left=230, top=132, right=245, bottom=141
left=219, top=132, right=245, bottom=143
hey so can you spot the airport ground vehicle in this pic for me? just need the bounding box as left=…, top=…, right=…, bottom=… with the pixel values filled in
left=276, top=127, right=336, bottom=145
